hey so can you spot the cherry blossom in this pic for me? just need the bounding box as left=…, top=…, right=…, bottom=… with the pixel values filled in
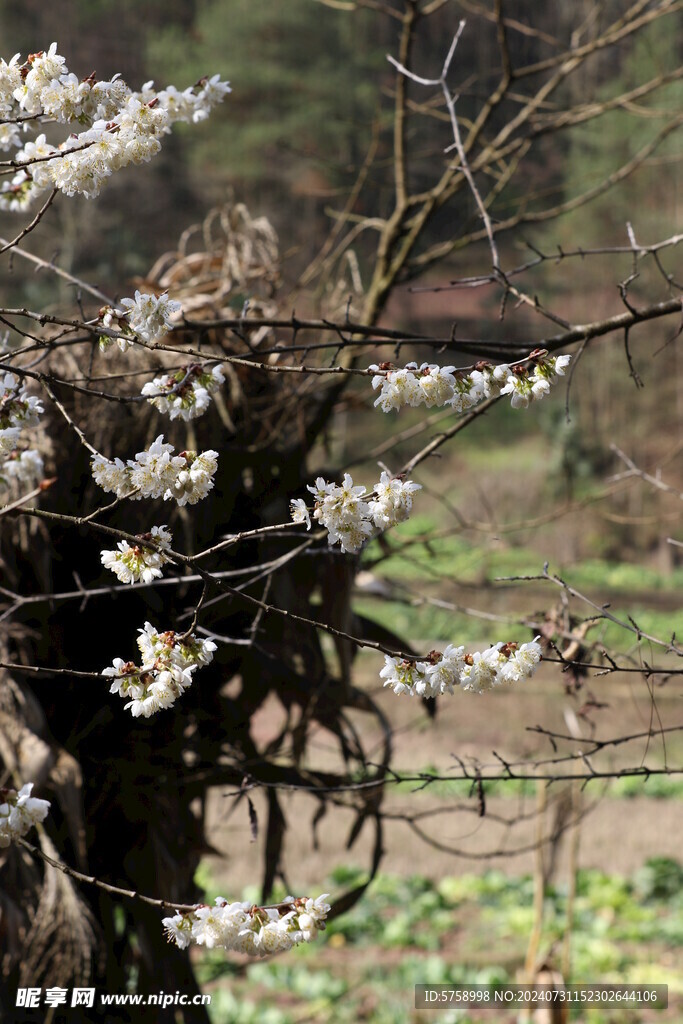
left=370, top=354, right=571, bottom=414
left=163, top=893, right=330, bottom=957
left=380, top=638, right=543, bottom=697
left=292, top=471, right=422, bottom=553
left=102, top=623, right=217, bottom=718
left=0, top=783, right=51, bottom=847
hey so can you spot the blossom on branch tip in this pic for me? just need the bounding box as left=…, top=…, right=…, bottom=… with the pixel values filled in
left=0, top=374, right=43, bottom=466
left=290, top=498, right=311, bottom=530
left=293, top=470, right=421, bottom=554
left=0, top=43, right=230, bottom=205
left=370, top=364, right=421, bottom=412
left=380, top=638, right=542, bottom=697
left=91, top=454, right=134, bottom=498
left=164, top=449, right=219, bottom=506
left=0, top=449, right=44, bottom=490
left=498, top=369, right=534, bottom=409
left=0, top=783, right=50, bottom=847
left=0, top=372, right=44, bottom=430
left=162, top=893, right=330, bottom=957
left=90, top=436, right=218, bottom=506
left=497, top=639, right=543, bottom=684
left=97, top=305, right=137, bottom=352
left=415, top=363, right=457, bottom=407
left=141, top=364, right=224, bottom=421
left=370, top=354, right=571, bottom=414
left=136, top=621, right=217, bottom=669
left=0, top=54, right=22, bottom=119
left=119, top=291, right=181, bottom=343
left=100, top=525, right=173, bottom=584
left=312, top=472, right=374, bottom=554
left=128, top=435, right=184, bottom=499
left=13, top=43, right=66, bottom=114
left=103, top=623, right=217, bottom=718
left=379, top=656, right=428, bottom=696
left=368, top=471, right=421, bottom=529
left=194, top=74, right=232, bottom=118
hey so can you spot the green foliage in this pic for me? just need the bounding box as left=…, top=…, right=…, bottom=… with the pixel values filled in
left=249, top=961, right=347, bottom=1000
left=322, top=873, right=454, bottom=950
left=550, top=13, right=683, bottom=248
left=390, top=773, right=683, bottom=802
left=198, top=861, right=682, bottom=1023
left=358, top=511, right=683, bottom=653
left=147, top=0, right=385, bottom=184
left=365, top=519, right=683, bottom=593
left=209, top=990, right=294, bottom=1024
left=633, top=857, right=683, bottom=901
left=608, top=775, right=683, bottom=800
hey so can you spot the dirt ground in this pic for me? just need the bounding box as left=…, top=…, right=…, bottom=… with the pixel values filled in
left=204, top=658, right=683, bottom=894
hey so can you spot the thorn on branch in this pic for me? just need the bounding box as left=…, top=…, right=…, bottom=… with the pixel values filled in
left=476, top=775, right=486, bottom=817
left=622, top=325, right=643, bottom=388
left=247, top=795, right=259, bottom=842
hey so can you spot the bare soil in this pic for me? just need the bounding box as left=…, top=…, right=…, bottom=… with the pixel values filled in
left=205, top=658, right=682, bottom=893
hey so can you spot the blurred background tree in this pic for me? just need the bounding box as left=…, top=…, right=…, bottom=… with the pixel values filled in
left=1, top=0, right=678, bottom=288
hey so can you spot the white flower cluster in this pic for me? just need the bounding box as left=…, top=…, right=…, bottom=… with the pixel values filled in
left=100, top=525, right=173, bottom=584
left=0, top=44, right=230, bottom=206
left=141, top=364, right=225, bottom=421
left=380, top=638, right=543, bottom=697
left=91, top=435, right=218, bottom=507
left=290, top=470, right=421, bottom=554
left=370, top=353, right=571, bottom=413
left=102, top=621, right=217, bottom=718
left=99, top=291, right=182, bottom=349
left=0, top=448, right=44, bottom=491
left=0, top=373, right=44, bottom=495
left=163, top=893, right=331, bottom=957
left=0, top=372, right=43, bottom=454
left=0, top=782, right=51, bottom=848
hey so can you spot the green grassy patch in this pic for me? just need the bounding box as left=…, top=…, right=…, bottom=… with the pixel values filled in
left=365, top=524, right=683, bottom=594
left=358, top=520, right=681, bottom=655
left=197, top=860, right=683, bottom=1023
left=389, top=772, right=683, bottom=801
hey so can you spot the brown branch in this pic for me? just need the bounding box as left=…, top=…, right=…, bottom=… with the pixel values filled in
left=393, top=3, right=418, bottom=210
left=0, top=188, right=58, bottom=256
left=17, top=838, right=202, bottom=912
left=495, top=566, right=683, bottom=656
left=503, top=1, right=676, bottom=81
